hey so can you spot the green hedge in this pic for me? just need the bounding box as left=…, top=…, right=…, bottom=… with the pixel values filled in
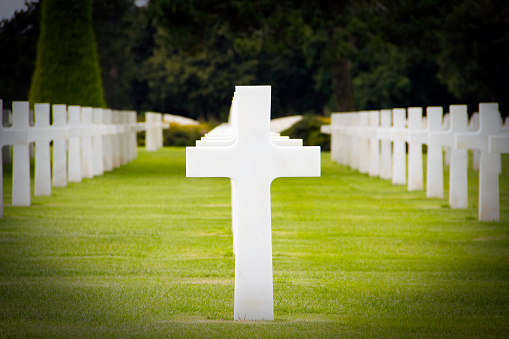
left=281, top=116, right=331, bottom=151
left=29, top=0, right=105, bottom=107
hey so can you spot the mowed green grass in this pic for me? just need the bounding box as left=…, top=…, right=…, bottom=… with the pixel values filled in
left=0, top=147, right=508, bottom=338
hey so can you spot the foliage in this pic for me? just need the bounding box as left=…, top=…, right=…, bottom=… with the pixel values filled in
left=281, top=116, right=331, bottom=151
left=436, top=0, right=509, bottom=112
left=0, top=1, right=41, bottom=107
left=163, top=123, right=211, bottom=147
left=142, top=30, right=328, bottom=120
left=29, top=0, right=105, bottom=107
left=0, top=149, right=508, bottom=336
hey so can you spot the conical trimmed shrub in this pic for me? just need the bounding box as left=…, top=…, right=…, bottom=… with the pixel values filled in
left=29, top=0, right=105, bottom=107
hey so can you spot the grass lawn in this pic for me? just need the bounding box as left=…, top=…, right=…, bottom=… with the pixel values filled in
left=1, top=147, right=508, bottom=338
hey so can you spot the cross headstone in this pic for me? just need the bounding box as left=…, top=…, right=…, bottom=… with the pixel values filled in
left=407, top=107, right=424, bottom=191
left=320, top=113, right=342, bottom=164
left=469, top=113, right=480, bottom=171
left=357, top=112, right=370, bottom=174
left=390, top=108, right=407, bottom=185
left=377, top=109, right=392, bottom=180
left=81, top=107, right=94, bottom=179
left=2, top=103, right=12, bottom=164
left=103, top=109, right=114, bottom=172
left=68, top=106, right=82, bottom=182
left=410, top=107, right=444, bottom=198
left=347, top=113, right=360, bottom=171
left=0, top=101, right=31, bottom=215
left=52, top=105, right=68, bottom=187
left=442, top=113, right=451, bottom=167
left=33, top=104, right=52, bottom=196
left=187, top=86, right=320, bottom=321
left=11, top=102, right=31, bottom=206
left=92, top=108, right=104, bottom=176
left=368, top=111, right=380, bottom=177
left=429, top=105, right=469, bottom=208
left=456, top=103, right=505, bottom=221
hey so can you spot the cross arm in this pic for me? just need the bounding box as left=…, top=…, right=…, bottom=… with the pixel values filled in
left=186, top=146, right=235, bottom=178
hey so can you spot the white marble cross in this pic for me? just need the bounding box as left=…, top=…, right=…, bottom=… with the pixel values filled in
left=33, top=104, right=52, bottom=196
left=357, top=112, right=370, bottom=174
left=52, top=105, right=68, bottom=188
left=456, top=103, right=505, bottom=221
left=68, top=106, right=82, bottom=182
left=429, top=105, right=469, bottom=208
left=367, top=111, right=380, bottom=177
left=92, top=108, right=105, bottom=176
left=377, top=109, right=392, bottom=180
left=469, top=113, right=480, bottom=171
left=320, top=113, right=342, bottom=164
left=187, top=86, right=320, bottom=321
left=11, top=102, right=31, bottom=206
left=407, top=107, right=424, bottom=191
left=145, top=112, right=167, bottom=151
left=0, top=102, right=31, bottom=214
left=103, top=109, right=114, bottom=172
left=81, top=107, right=95, bottom=179
left=348, top=113, right=360, bottom=171
left=390, top=109, right=407, bottom=185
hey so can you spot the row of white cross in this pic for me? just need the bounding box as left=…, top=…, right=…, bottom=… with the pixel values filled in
left=321, top=103, right=509, bottom=221
left=187, top=86, right=321, bottom=321
left=0, top=100, right=168, bottom=217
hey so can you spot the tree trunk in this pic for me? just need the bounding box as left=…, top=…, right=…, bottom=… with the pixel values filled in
left=331, top=58, right=355, bottom=112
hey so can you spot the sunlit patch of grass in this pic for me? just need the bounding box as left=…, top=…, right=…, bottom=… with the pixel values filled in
left=0, top=148, right=508, bottom=337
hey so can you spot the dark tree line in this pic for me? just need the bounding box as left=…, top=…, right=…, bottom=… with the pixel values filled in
left=1, top=0, right=507, bottom=119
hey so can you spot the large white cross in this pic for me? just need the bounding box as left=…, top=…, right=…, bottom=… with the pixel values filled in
left=187, top=86, right=320, bottom=321
left=428, top=105, right=469, bottom=208
left=390, top=108, right=407, bottom=185
left=456, top=103, right=505, bottom=221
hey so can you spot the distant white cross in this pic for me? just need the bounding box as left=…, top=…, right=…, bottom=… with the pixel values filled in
left=407, top=107, right=424, bottom=191
left=456, top=103, right=506, bottom=221
left=187, top=86, right=320, bottom=321
left=377, top=109, right=392, bottom=180
left=390, top=109, right=407, bottom=185
left=429, top=105, right=469, bottom=208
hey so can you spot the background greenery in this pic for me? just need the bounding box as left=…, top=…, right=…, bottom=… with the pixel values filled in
left=1, top=0, right=507, bottom=119
left=0, top=148, right=508, bottom=337
left=28, top=0, right=105, bottom=107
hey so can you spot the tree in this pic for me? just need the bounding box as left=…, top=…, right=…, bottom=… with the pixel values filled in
left=29, top=0, right=105, bottom=107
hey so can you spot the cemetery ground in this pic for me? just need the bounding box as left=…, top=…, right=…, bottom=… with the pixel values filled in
left=1, top=147, right=508, bottom=338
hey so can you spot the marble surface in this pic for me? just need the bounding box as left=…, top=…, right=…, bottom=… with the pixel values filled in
left=81, top=107, right=95, bottom=179
left=390, top=108, right=407, bottom=186
left=68, top=106, right=82, bottom=183
left=52, top=105, right=68, bottom=188
left=378, top=109, right=393, bottom=180
left=368, top=111, right=381, bottom=177
left=407, top=107, right=424, bottom=191
left=424, top=107, right=444, bottom=198
left=456, top=103, right=504, bottom=221
left=33, top=104, right=52, bottom=196
left=429, top=105, right=469, bottom=208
